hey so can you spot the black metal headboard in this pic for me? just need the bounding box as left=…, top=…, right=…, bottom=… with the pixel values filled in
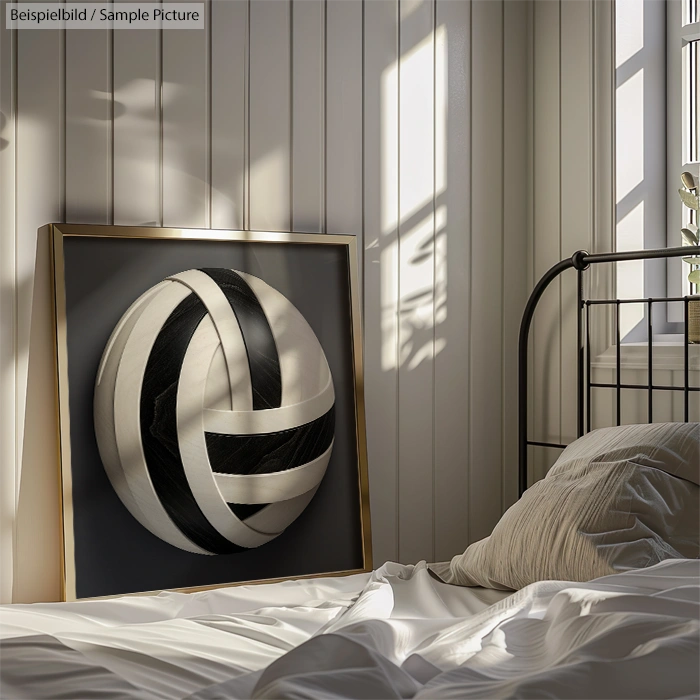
left=518, top=245, right=700, bottom=496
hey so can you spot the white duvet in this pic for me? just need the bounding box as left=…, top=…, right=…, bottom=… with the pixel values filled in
left=1, top=559, right=698, bottom=699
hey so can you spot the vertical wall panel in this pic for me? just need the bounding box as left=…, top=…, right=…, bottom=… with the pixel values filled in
left=249, top=0, right=291, bottom=231
left=502, top=0, right=529, bottom=510
left=326, top=0, right=363, bottom=252
left=4, top=0, right=537, bottom=598
left=560, top=0, right=592, bottom=442
left=532, top=0, right=561, bottom=483
left=0, top=4, right=17, bottom=605
left=526, top=0, right=535, bottom=455
left=162, top=0, right=209, bottom=228
left=291, top=0, right=324, bottom=232
left=528, top=0, right=622, bottom=471
left=65, top=27, right=111, bottom=223
left=113, top=1, right=160, bottom=226
left=363, top=0, right=399, bottom=567
left=15, top=15, right=63, bottom=423
left=433, top=0, right=471, bottom=561
left=13, top=11, right=64, bottom=603
left=397, top=0, right=435, bottom=564
left=211, top=0, right=247, bottom=230
left=469, top=0, right=504, bottom=542
left=591, top=0, right=615, bottom=355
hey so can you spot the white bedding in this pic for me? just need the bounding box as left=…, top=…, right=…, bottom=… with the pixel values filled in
left=1, top=559, right=698, bottom=699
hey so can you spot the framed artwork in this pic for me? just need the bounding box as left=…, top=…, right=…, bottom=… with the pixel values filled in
left=45, top=224, right=371, bottom=600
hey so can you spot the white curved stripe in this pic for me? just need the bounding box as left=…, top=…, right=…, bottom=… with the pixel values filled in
left=167, top=269, right=253, bottom=411
left=202, top=376, right=334, bottom=435
left=213, top=442, right=333, bottom=504
left=94, top=282, right=165, bottom=530
left=239, top=272, right=333, bottom=407
left=205, top=346, right=233, bottom=411
left=96, top=282, right=166, bottom=387
left=113, top=281, right=210, bottom=555
left=177, top=317, right=277, bottom=548
left=244, top=486, right=320, bottom=536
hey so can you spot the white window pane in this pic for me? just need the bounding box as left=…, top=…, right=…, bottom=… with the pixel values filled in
left=682, top=40, right=699, bottom=165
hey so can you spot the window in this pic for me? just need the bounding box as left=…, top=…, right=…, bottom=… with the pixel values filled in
left=682, top=0, right=699, bottom=166
left=615, top=0, right=667, bottom=340
left=668, top=0, right=700, bottom=310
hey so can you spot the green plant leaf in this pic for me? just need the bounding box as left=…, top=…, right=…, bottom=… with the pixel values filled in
left=683, top=257, right=700, bottom=265
left=682, top=228, right=700, bottom=245
left=681, top=171, right=697, bottom=190
left=678, top=188, right=700, bottom=210
left=689, top=269, right=700, bottom=284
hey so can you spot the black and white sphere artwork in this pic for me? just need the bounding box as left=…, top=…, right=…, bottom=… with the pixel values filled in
left=94, top=269, right=335, bottom=555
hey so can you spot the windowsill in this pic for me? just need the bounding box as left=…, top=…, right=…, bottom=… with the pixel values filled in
left=593, top=337, right=700, bottom=371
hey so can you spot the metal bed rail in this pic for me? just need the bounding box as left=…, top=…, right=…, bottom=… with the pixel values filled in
left=518, top=245, right=700, bottom=496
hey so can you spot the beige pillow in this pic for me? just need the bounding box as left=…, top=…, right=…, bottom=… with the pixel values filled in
left=433, top=422, right=700, bottom=590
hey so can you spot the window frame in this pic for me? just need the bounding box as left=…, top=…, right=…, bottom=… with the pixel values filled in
left=667, top=0, right=700, bottom=321
left=613, top=0, right=671, bottom=341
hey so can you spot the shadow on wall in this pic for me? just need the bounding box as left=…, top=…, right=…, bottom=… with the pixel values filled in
left=1, top=112, right=9, bottom=150
left=7, top=6, right=469, bottom=602
left=14, top=234, right=63, bottom=603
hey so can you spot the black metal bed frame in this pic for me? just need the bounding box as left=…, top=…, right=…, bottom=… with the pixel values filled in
left=518, top=245, right=700, bottom=496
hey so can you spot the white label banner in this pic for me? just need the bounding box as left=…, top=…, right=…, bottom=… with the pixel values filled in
left=6, top=3, right=204, bottom=29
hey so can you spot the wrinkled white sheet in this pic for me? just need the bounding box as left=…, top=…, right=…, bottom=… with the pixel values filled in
left=1, top=559, right=698, bottom=699
left=0, top=566, right=503, bottom=699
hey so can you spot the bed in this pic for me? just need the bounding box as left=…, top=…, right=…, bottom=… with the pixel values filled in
left=2, top=559, right=697, bottom=699
left=2, top=246, right=699, bottom=699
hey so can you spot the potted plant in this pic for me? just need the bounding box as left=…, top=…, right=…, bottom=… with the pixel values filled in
left=679, top=172, right=700, bottom=343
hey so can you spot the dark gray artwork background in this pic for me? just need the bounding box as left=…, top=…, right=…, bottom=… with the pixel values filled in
left=63, top=235, right=364, bottom=598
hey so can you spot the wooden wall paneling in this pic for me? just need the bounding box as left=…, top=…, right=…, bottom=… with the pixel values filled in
left=559, top=0, right=593, bottom=444
left=397, top=0, right=435, bottom=564
left=671, top=365, right=700, bottom=421
left=591, top=0, right=615, bottom=352
left=113, top=0, right=160, bottom=226
left=652, top=370, right=674, bottom=423
left=363, top=0, right=399, bottom=566
left=526, top=0, right=535, bottom=476
left=591, top=369, right=614, bottom=429
left=532, top=0, right=561, bottom=483
left=249, top=0, right=291, bottom=232
left=678, top=380, right=700, bottom=421
left=13, top=6, right=64, bottom=603
left=65, top=23, right=111, bottom=223
left=326, top=0, right=363, bottom=275
left=619, top=368, right=673, bottom=425
left=0, top=3, right=17, bottom=605
left=433, top=0, right=471, bottom=561
left=502, top=0, right=529, bottom=511
left=291, top=0, right=324, bottom=233
left=587, top=1, right=616, bottom=431
left=14, top=4, right=63, bottom=461
left=4, top=0, right=535, bottom=594
left=162, top=0, right=210, bottom=228
left=619, top=373, right=640, bottom=425
left=211, top=0, right=247, bottom=231
left=469, top=0, right=504, bottom=543
left=671, top=369, right=680, bottom=422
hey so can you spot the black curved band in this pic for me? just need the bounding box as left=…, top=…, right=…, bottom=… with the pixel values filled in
left=200, top=268, right=282, bottom=410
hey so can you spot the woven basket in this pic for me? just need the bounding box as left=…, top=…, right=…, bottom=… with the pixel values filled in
left=690, top=299, right=700, bottom=344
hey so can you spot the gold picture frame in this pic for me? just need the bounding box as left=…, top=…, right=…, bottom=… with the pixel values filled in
left=45, top=223, right=372, bottom=601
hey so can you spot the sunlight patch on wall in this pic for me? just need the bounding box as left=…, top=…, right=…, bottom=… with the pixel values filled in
left=248, top=147, right=287, bottom=230
left=380, top=25, right=447, bottom=372
left=616, top=201, right=645, bottom=338
left=615, top=0, right=644, bottom=69
left=399, top=31, right=436, bottom=222
left=615, top=70, right=644, bottom=202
